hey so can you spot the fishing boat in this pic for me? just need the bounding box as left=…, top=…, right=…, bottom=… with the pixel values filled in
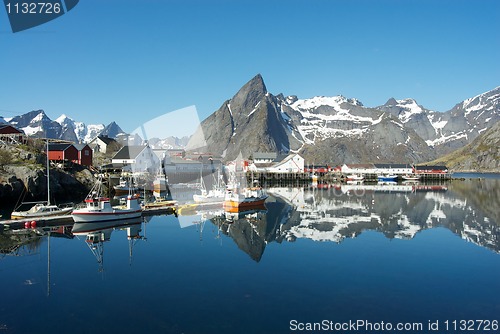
left=377, top=174, right=398, bottom=182
left=113, top=176, right=139, bottom=195
left=193, top=169, right=225, bottom=203
left=402, top=174, right=420, bottom=181
left=223, top=183, right=268, bottom=212
left=72, top=177, right=142, bottom=223
left=11, top=139, right=73, bottom=219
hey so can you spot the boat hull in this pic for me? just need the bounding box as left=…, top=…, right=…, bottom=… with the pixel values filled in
left=71, top=209, right=142, bottom=223
left=378, top=176, right=398, bottom=182
left=223, top=196, right=268, bottom=212
left=10, top=207, right=73, bottom=220
left=193, top=194, right=224, bottom=203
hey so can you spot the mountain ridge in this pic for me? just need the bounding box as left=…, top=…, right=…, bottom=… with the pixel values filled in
left=187, top=74, right=499, bottom=163
left=3, top=110, right=125, bottom=143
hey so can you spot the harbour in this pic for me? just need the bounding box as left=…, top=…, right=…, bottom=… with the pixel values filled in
left=1, top=175, right=499, bottom=334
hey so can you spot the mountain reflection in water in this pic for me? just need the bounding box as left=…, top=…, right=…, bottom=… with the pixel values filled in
left=1, top=177, right=499, bottom=334
left=194, top=179, right=500, bottom=261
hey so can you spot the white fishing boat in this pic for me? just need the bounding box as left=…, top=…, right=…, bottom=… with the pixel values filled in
left=11, top=139, right=73, bottom=219
left=193, top=169, right=225, bottom=203
left=72, top=177, right=142, bottom=223
left=402, top=174, right=420, bottom=181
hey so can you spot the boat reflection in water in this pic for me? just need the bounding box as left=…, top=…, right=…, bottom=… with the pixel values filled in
left=72, top=217, right=146, bottom=271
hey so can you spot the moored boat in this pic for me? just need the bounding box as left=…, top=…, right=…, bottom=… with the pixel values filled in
left=72, top=178, right=142, bottom=223
left=113, top=177, right=139, bottom=195
left=377, top=174, right=398, bottom=182
left=11, top=203, right=73, bottom=219
left=11, top=139, right=73, bottom=219
left=402, top=174, right=420, bottom=181
left=143, top=198, right=177, bottom=209
left=193, top=168, right=226, bottom=203
left=223, top=186, right=268, bottom=212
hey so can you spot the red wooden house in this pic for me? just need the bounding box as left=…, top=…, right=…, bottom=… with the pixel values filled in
left=74, top=144, right=93, bottom=166
left=47, top=143, right=78, bottom=163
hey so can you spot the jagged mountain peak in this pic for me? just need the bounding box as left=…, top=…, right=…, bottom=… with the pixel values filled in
left=55, top=114, right=73, bottom=124
left=101, top=121, right=125, bottom=138
left=384, top=98, right=398, bottom=106
left=229, top=74, right=268, bottom=118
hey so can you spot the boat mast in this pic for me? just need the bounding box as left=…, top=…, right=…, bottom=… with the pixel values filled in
left=46, top=138, right=50, bottom=206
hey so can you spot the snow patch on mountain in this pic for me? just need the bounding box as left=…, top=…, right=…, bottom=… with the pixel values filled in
left=290, top=95, right=362, bottom=111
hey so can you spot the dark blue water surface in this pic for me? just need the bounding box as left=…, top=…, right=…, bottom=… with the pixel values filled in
left=1, top=178, right=499, bottom=334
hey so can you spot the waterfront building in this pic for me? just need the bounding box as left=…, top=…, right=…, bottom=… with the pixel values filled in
left=248, top=153, right=305, bottom=173
left=111, top=145, right=160, bottom=174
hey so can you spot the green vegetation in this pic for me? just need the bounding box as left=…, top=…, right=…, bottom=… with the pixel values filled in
left=0, top=148, right=13, bottom=169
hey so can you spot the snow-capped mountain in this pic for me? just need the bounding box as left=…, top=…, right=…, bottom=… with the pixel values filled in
left=6, top=110, right=125, bottom=143
left=377, top=87, right=500, bottom=155
left=187, top=74, right=499, bottom=163
left=54, top=114, right=105, bottom=143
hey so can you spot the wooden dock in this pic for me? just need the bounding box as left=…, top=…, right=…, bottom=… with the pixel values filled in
left=0, top=205, right=177, bottom=231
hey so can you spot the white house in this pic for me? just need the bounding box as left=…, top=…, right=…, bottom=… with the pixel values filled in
left=373, top=164, right=413, bottom=175
left=111, top=145, right=160, bottom=173
left=249, top=153, right=304, bottom=173
left=253, top=152, right=278, bottom=164
left=341, top=163, right=413, bottom=175
left=88, top=135, right=122, bottom=155
left=341, top=164, right=376, bottom=175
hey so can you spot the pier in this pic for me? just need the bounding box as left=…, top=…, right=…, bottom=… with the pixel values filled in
left=0, top=205, right=178, bottom=231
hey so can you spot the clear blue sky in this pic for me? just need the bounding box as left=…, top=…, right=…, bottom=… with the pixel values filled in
left=1, top=0, right=499, bottom=134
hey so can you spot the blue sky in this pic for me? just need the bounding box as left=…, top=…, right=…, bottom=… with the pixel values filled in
left=1, top=0, right=499, bottom=134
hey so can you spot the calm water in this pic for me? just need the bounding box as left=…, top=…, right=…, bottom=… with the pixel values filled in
left=1, top=177, right=500, bottom=334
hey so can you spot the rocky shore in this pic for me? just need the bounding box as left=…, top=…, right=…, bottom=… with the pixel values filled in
left=0, top=144, right=95, bottom=211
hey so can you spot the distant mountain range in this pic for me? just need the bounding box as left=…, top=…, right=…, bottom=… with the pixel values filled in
left=1, top=110, right=191, bottom=150
left=186, top=74, right=500, bottom=164
left=3, top=76, right=499, bottom=167
left=2, top=110, right=126, bottom=143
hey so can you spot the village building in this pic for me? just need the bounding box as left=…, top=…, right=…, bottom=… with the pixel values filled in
left=248, top=153, right=305, bottom=173
left=252, top=152, right=278, bottom=164
left=48, top=143, right=79, bottom=164
left=340, top=164, right=377, bottom=175
left=0, top=124, right=25, bottom=144
left=88, top=135, right=121, bottom=155
left=415, top=165, right=448, bottom=174
left=111, top=145, right=160, bottom=173
left=373, top=163, right=413, bottom=175
left=73, top=143, right=93, bottom=166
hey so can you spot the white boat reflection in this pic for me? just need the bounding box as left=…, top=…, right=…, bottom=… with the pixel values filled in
left=72, top=217, right=145, bottom=271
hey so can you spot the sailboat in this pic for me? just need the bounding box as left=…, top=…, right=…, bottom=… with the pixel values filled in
left=11, top=139, right=73, bottom=219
